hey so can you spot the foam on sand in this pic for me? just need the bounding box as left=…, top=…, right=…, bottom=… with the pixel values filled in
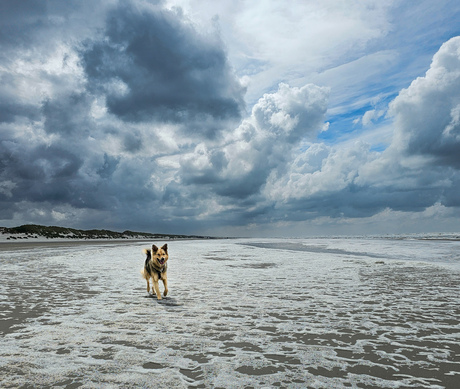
left=1, top=237, right=459, bottom=387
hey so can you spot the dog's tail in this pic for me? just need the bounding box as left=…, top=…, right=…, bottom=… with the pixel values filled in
left=141, top=248, right=150, bottom=278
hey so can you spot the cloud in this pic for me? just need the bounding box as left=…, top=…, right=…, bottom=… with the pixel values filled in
left=0, top=0, right=245, bottom=230
left=177, top=83, right=329, bottom=200
left=389, top=36, right=460, bottom=167
left=81, top=2, right=246, bottom=134
left=42, top=93, right=93, bottom=135
left=199, top=0, right=394, bottom=103
left=1, top=1, right=460, bottom=236
left=260, top=37, right=460, bottom=225
left=361, top=109, right=385, bottom=126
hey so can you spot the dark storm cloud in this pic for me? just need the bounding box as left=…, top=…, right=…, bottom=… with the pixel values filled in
left=0, top=141, right=82, bottom=202
left=0, top=70, right=40, bottom=124
left=0, top=102, right=39, bottom=124
left=97, top=154, right=120, bottom=179
left=81, top=3, right=245, bottom=129
left=0, top=135, right=159, bottom=217
left=42, top=93, right=93, bottom=135
left=443, top=176, right=460, bottom=206
left=0, top=1, right=107, bottom=127
left=0, top=0, right=47, bottom=49
left=0, top=0, right=106, bottom=54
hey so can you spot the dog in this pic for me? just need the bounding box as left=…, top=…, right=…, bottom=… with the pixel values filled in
left=141, top=244, right=169, bottom=300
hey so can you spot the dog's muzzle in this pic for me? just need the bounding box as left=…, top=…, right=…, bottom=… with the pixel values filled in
left=158, top=257, right=166, bottom=265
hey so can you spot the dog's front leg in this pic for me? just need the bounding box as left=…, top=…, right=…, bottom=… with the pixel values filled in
left=163, top=274, right=168, bottom=297
left=152, top=278, right=162, bottom=300
left=146, top=278, right=151, bottom=293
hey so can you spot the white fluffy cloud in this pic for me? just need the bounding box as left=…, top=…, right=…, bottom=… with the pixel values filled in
left=389, top=36, right=460, bottom=167
left=265, top=142, right=378, bottom=202
left=361, top=109, right=385, bottom=126
left=177, top=83, right=329, bottom=200
left=261, top=36, right=460, bottom=225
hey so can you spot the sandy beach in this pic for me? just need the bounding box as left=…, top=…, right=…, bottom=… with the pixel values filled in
left=1, top=238, right=459, bottom=388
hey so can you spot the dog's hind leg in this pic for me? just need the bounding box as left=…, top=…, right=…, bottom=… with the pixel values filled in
left=141, top=268, right=151, bottom=294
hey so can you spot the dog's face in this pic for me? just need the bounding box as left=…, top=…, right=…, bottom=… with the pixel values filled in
left=151, top=244, right=168, bottom=267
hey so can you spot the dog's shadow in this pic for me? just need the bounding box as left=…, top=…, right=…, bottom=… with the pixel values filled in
left=144, top=294, right=182, bottom=307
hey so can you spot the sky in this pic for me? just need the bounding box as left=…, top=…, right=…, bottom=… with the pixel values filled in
left=1, top=0, right=460, bottom=237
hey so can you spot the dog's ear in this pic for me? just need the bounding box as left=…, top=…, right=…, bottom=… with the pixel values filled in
left=152, top=244, right=159, bottom=252
left=161, top=244, right=168, bottom=253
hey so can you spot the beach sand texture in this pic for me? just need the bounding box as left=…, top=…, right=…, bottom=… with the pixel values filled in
left=1, top=238, right=459, bottom=388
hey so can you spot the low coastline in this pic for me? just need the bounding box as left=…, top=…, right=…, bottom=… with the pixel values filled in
left=0, top=236, right=221, bottom=251
left=0, top=224, right=224, bottom=251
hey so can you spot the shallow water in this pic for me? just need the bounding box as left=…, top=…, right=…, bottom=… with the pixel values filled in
left=1, top=238, right=459, bottom=388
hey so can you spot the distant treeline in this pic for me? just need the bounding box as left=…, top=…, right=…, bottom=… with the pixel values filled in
left=0, top=224, right=218, bottom=240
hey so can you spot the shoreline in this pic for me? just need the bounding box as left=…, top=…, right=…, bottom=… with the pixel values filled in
left=0, top=238, right=214, bottom=251
left=0, top=239, right=152, bottom=251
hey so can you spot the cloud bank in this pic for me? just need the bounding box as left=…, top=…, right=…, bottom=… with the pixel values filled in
left=1, top=1, right=460, bottom=235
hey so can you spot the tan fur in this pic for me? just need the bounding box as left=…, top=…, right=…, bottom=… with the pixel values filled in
left=141, top=244, right=169, bottom=300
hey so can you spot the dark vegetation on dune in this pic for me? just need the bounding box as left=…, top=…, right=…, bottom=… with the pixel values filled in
left=0, top=224, right=217, bottom=240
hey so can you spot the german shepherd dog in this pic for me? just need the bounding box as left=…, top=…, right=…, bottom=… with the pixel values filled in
left=141, top=244, right=169, bottom=300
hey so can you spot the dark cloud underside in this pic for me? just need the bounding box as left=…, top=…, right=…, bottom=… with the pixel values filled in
left=81, top=4, right=245, bottom=127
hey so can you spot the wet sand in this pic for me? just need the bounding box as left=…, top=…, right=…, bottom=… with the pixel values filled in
left=1, top=238, right=459, bottom=388
left=0, top=239, right=151, bottom=251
